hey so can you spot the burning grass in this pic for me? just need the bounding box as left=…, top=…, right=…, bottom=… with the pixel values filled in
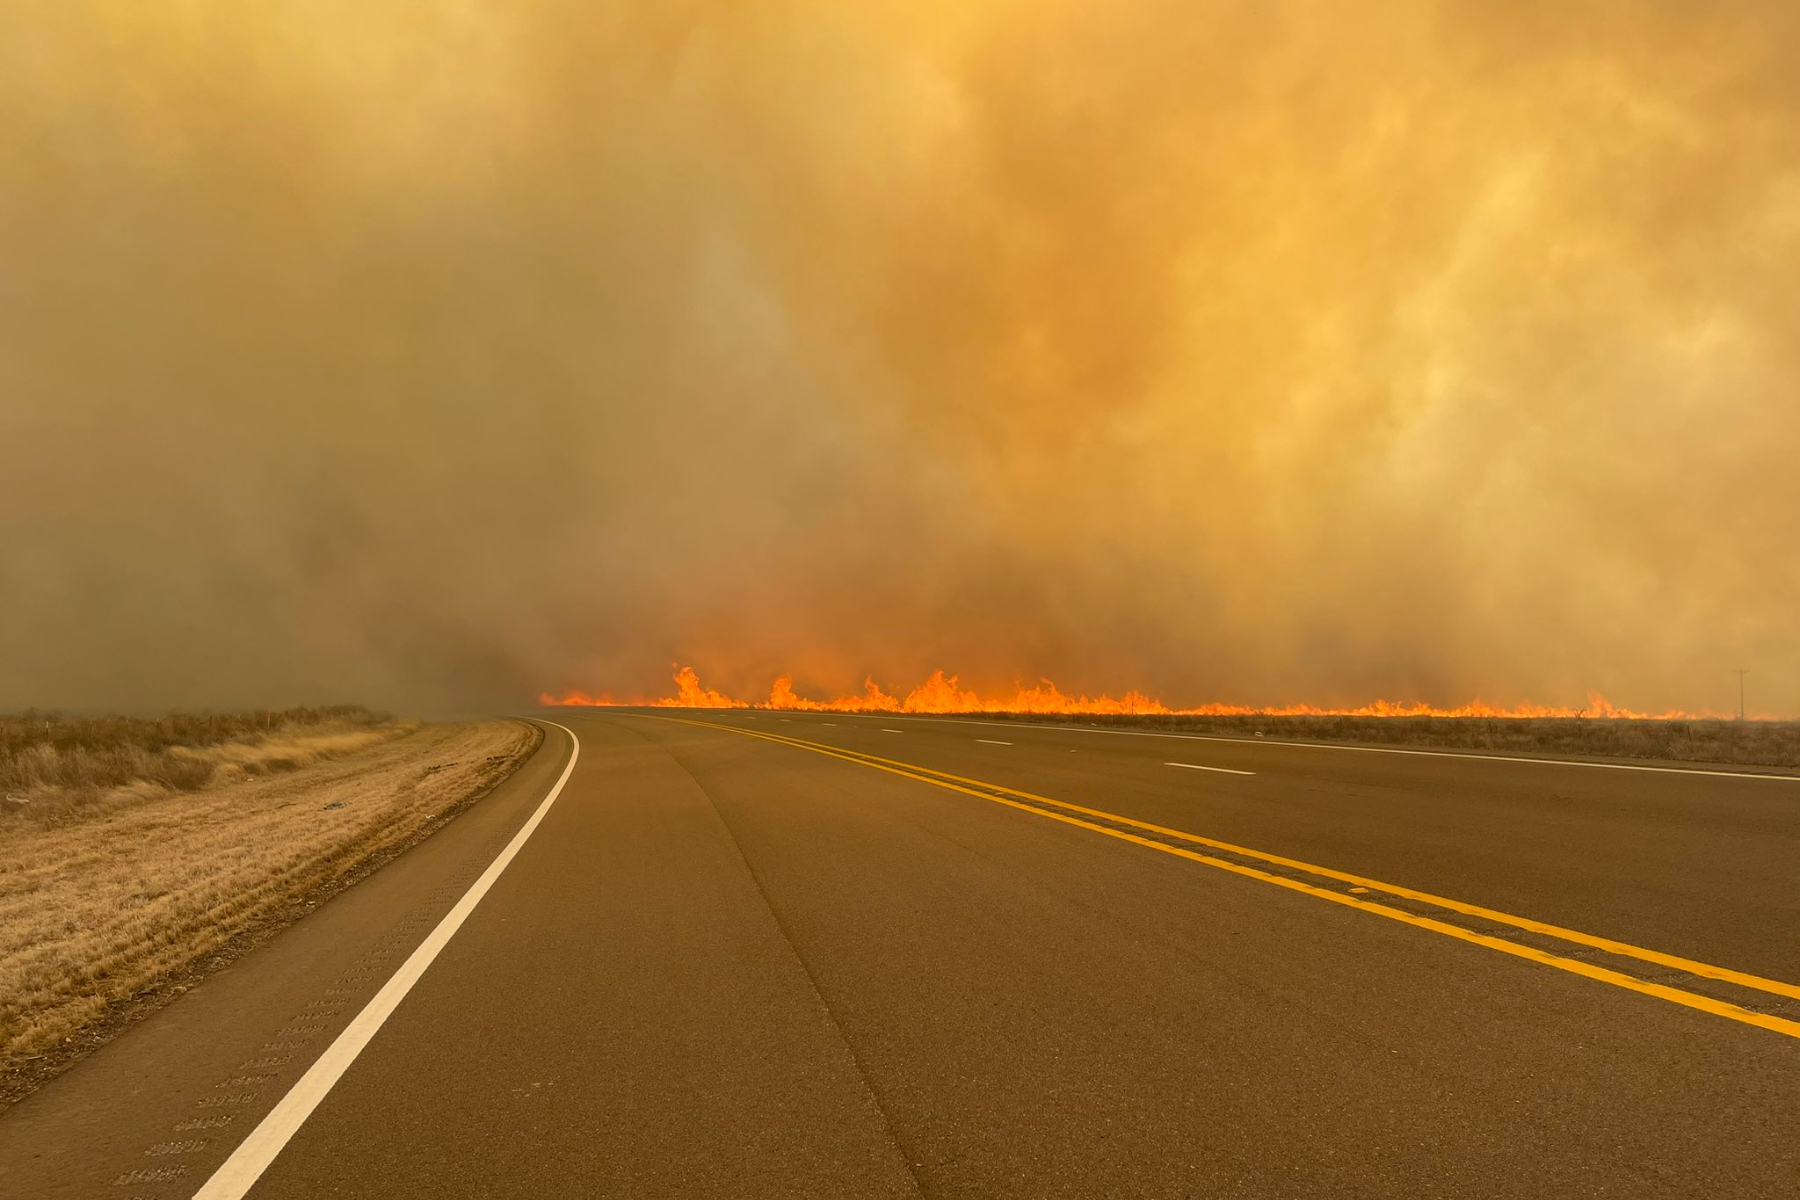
left=0, top=711, right=540, bottom=1099
left=545, top=666, right=1756, bottom=722
left=546, top=667, right=1799, bottom=769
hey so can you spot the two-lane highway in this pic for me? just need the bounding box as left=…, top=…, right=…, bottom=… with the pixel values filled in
left=3, top=709, right=1797, bottom=1198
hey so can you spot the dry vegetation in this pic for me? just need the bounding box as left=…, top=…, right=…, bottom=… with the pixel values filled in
left=978, top=712, right=1800, bottom=769
left=1, top=707, right=403, bottom=824
left=0, top=710, right=539, bottom=1092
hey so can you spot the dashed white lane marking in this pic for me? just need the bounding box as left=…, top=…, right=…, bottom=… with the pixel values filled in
left=815, top=714, right=1799, bottom=781
left=820, top=722, right=837, bottom=726
left=1166, top=761, right=1256, bottom=776
left=881, top=728, right=904, bottom=733
left=976, top=739, right=1014, bottom=746
left=190, top=720, right=582, bottom=1200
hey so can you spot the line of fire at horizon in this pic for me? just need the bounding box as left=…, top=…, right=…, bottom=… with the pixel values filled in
left=540, top=668, right=1773, bottom=722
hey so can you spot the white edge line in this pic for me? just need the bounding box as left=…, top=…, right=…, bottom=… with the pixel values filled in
left=976, top=739, right=1014, bottom=746
left=1166, top=761, right=1256, bottom=776
left=782, top=712, right=1797, bottom=781
left=191, top=719, right=582, bottom=1200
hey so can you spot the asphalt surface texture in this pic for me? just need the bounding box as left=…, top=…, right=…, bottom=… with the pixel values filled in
left=2, top=708, right=1797, bottom=1198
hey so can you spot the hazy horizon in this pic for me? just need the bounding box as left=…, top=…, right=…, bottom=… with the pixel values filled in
left=4, top=2, right=1796, bottom=716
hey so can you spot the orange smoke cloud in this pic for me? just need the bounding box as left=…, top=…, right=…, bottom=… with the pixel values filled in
left=541, top=667, right=1737, bottom=720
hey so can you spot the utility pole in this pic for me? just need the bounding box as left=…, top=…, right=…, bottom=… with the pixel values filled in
left=1733, top=669, right=1749, bottom=720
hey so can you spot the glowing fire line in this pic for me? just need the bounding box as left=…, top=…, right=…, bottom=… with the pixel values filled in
left=540, top=666, right=1745, bottom=721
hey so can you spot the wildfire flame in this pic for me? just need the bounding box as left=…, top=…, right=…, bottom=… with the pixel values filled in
left=540, top=666, right=1744, bottom=720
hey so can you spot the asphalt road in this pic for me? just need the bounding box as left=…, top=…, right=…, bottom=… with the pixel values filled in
left=3, top=709, right=1798, bottom=1198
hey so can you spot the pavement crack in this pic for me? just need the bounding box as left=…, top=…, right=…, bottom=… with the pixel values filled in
left=625, top=725, right=935, bottom=1199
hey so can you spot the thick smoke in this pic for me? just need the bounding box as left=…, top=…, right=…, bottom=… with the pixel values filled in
left=2, top=1, right=1795, bottom=714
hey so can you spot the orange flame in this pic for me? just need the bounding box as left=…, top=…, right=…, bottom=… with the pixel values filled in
left=539, top=667, right=1751, bottom=720
left=661, top=665, right=746, bottom=708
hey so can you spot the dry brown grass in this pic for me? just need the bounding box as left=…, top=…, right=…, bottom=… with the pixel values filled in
left=0, top=715, right=538, bottom=1087
left=0, top=707, right=402, bottom=825
left=976, top=712, right=1800, bottom=769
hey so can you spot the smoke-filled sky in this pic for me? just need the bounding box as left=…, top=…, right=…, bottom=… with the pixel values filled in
left=3, top=1, right=1796, bottom=715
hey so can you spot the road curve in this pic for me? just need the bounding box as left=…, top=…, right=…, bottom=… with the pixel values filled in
left=2, top=709, right=1797, bottom=1198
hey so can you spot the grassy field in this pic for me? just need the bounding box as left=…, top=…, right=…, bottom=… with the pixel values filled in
left=0, top=710, right=540, bottom=1098
left=974, top=712, right=1800, bottom=769
left=0, top=707, right=408, bottom=824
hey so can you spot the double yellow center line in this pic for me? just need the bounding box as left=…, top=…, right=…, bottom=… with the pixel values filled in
left=661, top=715, right=1800, bottom=1042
